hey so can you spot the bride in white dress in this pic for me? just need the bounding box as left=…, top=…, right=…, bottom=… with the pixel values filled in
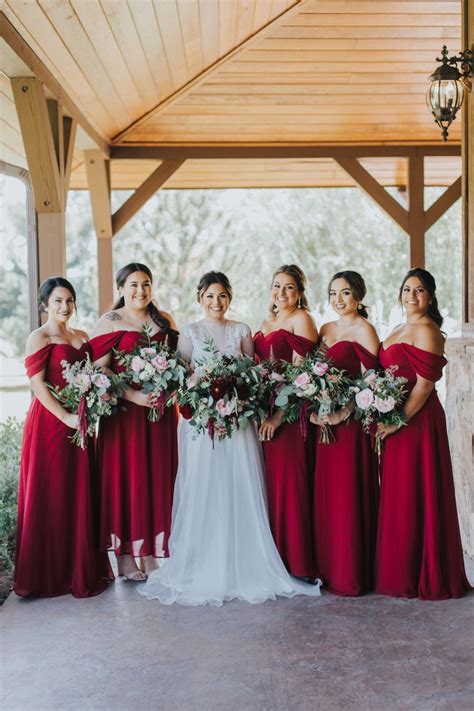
left=138, top=272, right=320, bottom=606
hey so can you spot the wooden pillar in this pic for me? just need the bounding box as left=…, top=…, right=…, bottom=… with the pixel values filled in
left=84, top=150, right=114, bottom=314
left=11, top=78, right=76, bottom=283
left=407, top=151, right=425, bottom=267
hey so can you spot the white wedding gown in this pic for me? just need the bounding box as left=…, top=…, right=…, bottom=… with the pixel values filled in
left=138, top=319, right=321, bottom=606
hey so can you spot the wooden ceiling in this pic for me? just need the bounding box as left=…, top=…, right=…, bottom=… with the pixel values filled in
left=0, top=0, right=463, bottom=190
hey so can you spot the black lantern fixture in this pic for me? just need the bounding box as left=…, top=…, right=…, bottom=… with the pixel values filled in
left=427, top=45, right=473, bottom=141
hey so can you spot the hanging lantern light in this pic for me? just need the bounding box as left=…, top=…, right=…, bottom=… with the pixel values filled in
left=427, top=45, right=473, bottom=142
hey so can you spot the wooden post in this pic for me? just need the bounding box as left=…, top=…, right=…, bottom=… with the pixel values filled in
left=407, top=151, right=425, bottom=268
left=11, top=78, right=76, bottom=280
left=84, top=150, right=114, bottom=314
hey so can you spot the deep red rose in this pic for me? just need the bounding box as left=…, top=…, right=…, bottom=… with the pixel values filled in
left=179, top=404, right=193, bottom=420
left=210, top=376, right=235, bottom=400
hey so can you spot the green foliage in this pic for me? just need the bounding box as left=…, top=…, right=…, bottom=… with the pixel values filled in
left=0, top=418, right=22, bottom=571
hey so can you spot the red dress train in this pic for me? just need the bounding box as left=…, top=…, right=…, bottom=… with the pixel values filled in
left=14, top=343, right=111, bottom=598
left=91, top=331, right=178, bottom=559
left=313, top=341, right=379, bottom=596
left=253, top=329, right=316, bottom=579
left=375, top=343, right=471, bottom=600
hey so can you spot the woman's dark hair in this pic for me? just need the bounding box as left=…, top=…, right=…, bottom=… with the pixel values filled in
left=38, top=276, right=76, bottom=314
left=270, top=264, right=309, bottom=314
left=113, top=262, right=170, bottom=332
left=399, top=267, right=443, bottom=328
left=328, top=270, right=369, bottom=319
left=196, top=271, right=233, bottom=303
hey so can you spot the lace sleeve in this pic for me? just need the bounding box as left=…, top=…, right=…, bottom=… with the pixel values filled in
left=238, top=323, right=254, bottom=358
left=177, top=324, right=194, bottom=363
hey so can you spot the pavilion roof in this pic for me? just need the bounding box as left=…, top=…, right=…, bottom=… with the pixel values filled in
left=0, top=0, right=462, bottom=189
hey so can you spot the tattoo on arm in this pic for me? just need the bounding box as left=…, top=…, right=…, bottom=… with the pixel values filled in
left=105, top=312, right=122, bottom=321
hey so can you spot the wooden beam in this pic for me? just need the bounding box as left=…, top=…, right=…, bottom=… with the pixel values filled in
left=97, top=237, right=114, bottom=315
left=11, top=77, right=62, bottom=213
left=36, top=212, right=66, bottom=281
left=408, top=152, right=425, bottom=267
left=334, top=157, right=409, bottom=232
left=111, top=0, right=304, bottom=144
left=425, top=176, right=462, bottom=231
left=112, top=159, right=185, bottom=235
left=63, top=116, right=77, bottom=200
left=84, top=150, right=113, bottom=239
left=0, top=11, right=109, bottom=157
left=111, top=144, right=461, bottom=161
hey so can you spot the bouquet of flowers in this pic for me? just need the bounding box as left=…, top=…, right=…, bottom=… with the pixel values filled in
left=49, top=354, right=126, bottom=448
left=274, top=346, right=353, bottom=444
left=177, top=341, right=261, bottom=446
left=352, top=366, right=408, bottom=455
left=251, top=349, right=288, bottom=422
left=115, top=324, right=187, bottom=422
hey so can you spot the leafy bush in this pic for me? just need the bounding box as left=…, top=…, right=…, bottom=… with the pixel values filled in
left=0, top=418, right=23, bottom=570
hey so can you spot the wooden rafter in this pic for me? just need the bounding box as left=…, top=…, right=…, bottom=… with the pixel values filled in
left=335, top=156, right=409, bottom=233
left=425, top=176, right=462, bottom=231
left=110, top=145, right=461, bottom=160
left=408, top=153, right=425, bottom=266
left=112, top=159, right=185, bottom=235
left=0, top=10, right=109, bottom=156
left=11, top=77, right=62, bottom=213
left=111, top=0, right=304, bottom=145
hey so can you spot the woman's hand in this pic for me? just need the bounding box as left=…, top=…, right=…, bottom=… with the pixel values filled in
left=377, top=422, right=401, bottom=439
left=309, top=412, right=324, bottom=426
left=62, top=413, right=80, bottom=430
left=259, top=411, right=283, bottom=441
left=131, top=390, right=160, bottom=410
left=321, top=408, right=350, bottom=427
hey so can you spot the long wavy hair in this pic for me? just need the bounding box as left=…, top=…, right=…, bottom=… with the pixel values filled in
left=398, top=267, right=443, bottom=328
left=38, top=276, right=77, bottom=315
left=113, top=263, right=170, bottom=332
left=328, top=270, right=369, bottom=319
left=269, top=264, right=309, bottom=317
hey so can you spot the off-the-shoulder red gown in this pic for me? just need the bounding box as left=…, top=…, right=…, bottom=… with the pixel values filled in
left=313, top=341, right=379, bottom=596
left=91, top=331, right=178, bottom=559
left=253, top=329, right=316, bottom=579
left=375, top=343, right=471, bottom=599
left=14, top=343, right=111, bottom=598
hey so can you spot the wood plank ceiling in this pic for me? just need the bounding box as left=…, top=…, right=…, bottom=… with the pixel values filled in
left=0, top=0, right=462, bottom=190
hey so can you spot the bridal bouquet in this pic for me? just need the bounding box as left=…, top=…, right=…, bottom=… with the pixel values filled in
left=115, top=324, right=187, bottom=422
left=352, top=366, right=408, bottom=455
left=177, top=342, right=260, bottom=445
left=250, top=351, right=288, bottom=421
left=49, top=354, right=126, bottom=448
left=274, top=346, right=353, bottom=443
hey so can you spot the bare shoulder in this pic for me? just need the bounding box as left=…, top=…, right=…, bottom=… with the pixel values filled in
left=291, top=309, right=318, bottom=340
left=319, top=320, right=336, bottom=340
left=91, top=311, right=122, bottom=337
left=414, top=323, right=445, bottom=356
left=25, top=327, right=50, bottom=357
left=355, top=319, right=380, bottom=354
left=259, top=318, right=270, bottom=333
left=161, top=310, right=178, bottom=332
left=73, top=328, right=89, bottom=342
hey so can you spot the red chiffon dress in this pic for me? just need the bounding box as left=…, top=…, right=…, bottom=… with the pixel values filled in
left=313, top=341, right=379, bottom=596
left=375, top=343, right=471, bottom=600
left=91, top=331, right=178, bottom=559
left=253, top=329, right=316, bottom=579
left=14, top=343, right=111, bottom=598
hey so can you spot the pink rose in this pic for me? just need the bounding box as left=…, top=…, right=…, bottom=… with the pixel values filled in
left=151, top=355, right=169, bottom=373
left=92, top=373, right=111, bottom=389
left=140, top=347, right=156, bottom=357
left=355, top=388, right=374, bottom=410
left=364, top=372, right=378, bottom=386
left=74, top=373, right=92, bottom=391
left=131, top=356, right=145, bottom=373
left=100, top=392, right=111, bottom=402
left=374, top=396, right=395, bottom=413
left=312, top=362, right=329, bottom=377
left=269, top=372, right=285, bottom=382
left=216, top=399, right=234, bottom=417
left=294, top=372, right=312, bottom=390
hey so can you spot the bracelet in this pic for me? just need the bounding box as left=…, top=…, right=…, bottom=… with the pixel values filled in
left=341, top=407, right=351, bottom=422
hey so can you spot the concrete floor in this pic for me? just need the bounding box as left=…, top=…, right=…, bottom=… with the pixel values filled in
left=1, top=560, right=473, bottom=711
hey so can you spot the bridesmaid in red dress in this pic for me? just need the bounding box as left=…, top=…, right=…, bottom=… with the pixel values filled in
left=91, top=263, right=178, bottom=582
left=14, top=277, right=111, bottom=598
left=310, top=271, right=380, bottom=595
left=376, top=268, right=470, bottom=599
left=254, top=265, right=318, bottom=580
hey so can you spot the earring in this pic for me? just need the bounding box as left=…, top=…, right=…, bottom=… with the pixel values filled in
left=297, top=297, right=302, bottom=309
left=357, top=304, right=362, bottom=310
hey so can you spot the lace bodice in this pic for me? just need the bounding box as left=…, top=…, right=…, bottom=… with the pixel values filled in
left=178, top=320, right=253, bottom=363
